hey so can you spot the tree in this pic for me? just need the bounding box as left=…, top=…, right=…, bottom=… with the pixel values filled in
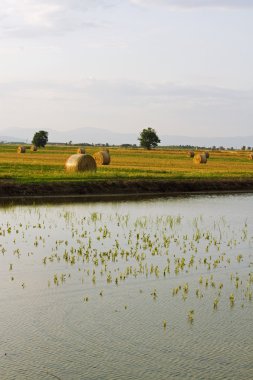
left=138, top=128, right=160, bottom=150
left=32, top=130, right=48, bottom=148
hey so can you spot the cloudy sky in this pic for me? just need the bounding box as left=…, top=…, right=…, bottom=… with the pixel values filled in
left=0, top=0, right=253, bottom=137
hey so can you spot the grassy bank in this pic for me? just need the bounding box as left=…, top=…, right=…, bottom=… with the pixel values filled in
left=0, top=145, right=252, bottom=184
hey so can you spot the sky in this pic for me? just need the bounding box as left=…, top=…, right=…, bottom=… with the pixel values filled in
left=0, top=0, right=253, bottom=138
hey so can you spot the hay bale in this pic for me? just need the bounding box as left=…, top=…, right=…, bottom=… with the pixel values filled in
left=77, top=148, right=85, bottom=154
left=65, top=154, right=96, bottom=172
left=204, top=151, right=210, bottom=158
left=188, top=151, right=194, bottom=158
left=30, top=145, right=37, bottom=152
left=248, top=153, right=253, bottom=160
left=17, top=146, right=26, bottom=153
left=93, top=150, right=110, bottom=165
left=193, top=153, right=207, bottom=164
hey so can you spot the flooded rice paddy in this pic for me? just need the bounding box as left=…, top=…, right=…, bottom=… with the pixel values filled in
left=0, top=194, right=253, bottom=380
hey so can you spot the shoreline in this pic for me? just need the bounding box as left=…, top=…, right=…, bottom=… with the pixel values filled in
left=0, top=178, right=253, bottom=204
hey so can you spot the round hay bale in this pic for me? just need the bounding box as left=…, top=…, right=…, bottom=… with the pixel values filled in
left=30, top=145, right=37, bottom=152
left=93, top=150, right=110, bottom=165
left=248, top=153, right=253, bottom=160
left=77, top=148, right=85, bottom=154
left=65, top=154, right=96, bottom=172
left=17, top=146, right=26, bottom=153
left=188, top=151, right=194, bottom=158
left=204, top=151, right=210, bottom=158
left=193, top=153, right=207, bottom=164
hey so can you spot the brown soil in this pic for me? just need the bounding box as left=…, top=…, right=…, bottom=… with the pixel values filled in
left=0, top=178, right=253, bottom=201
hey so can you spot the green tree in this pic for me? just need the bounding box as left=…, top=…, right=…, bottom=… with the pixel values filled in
left=138, top=128, right=160, bottom=150
left=32, top=130, right=48, bottom=148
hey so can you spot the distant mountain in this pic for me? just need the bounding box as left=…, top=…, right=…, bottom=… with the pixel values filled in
left=0, top=127, right=253, bottom=148
left=48, top=127, right=138, bottom=145
left=160, top=135, right=253, bottom=148
left=0, top=135, right=26, bottom=143
left=0, top=128, right=36, bottom=143
left=0, top=127, right=138, bottom=145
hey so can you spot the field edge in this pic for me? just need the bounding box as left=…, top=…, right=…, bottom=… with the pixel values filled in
left=0, top=178, right=253, bottom=201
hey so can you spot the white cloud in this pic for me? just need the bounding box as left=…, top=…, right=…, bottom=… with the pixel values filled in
left=130, top=0, right=253, bottom=9
left=1, top=0, right=252, bottom=38
left=0, top=0, right=116, bottom=37
left=1, top=79, right=252, bottom=137
left=1, top=79, right=252, bottom=107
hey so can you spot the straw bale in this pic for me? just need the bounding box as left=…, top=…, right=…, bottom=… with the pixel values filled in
left=93, top=150, right=110, bottom=165
left=188, top=151, right=194, bottom=158
left=30, top=145, right=37, bottom=152
left=17, top=146, right=26, bottom=153
left=193, top=153, right=207, bottom=164
left=204, top=151, right=210, bottom=158
left=65, top=154, right=97, bottom=172
left=248, top=153, right=253, bottom=160
left=77, top=148, right=85, bottom=154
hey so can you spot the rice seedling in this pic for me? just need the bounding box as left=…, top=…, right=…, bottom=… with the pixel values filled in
left=188, top=310, right=195, bottom=323
left=151, top=289, right=158, bottom=299
left=229, top=293, right=235, bottom=307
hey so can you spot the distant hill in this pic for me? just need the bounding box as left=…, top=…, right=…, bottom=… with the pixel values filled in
left=160, top=135, right=253, bottom=149
left=0, top=127, right=252, bottom=148
left=0, top=127, right=137, bottom=145
left=0, top=135, right=28, bottom=143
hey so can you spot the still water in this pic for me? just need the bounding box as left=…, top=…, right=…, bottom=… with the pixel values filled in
left=0, top=194, right=253, bottom=380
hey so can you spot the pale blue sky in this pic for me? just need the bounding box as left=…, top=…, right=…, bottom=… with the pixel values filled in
left=0, top=0, right=253, bottom=137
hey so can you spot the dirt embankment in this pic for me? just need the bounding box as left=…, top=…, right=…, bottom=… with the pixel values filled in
left=0, top=178, right=253, bottom=200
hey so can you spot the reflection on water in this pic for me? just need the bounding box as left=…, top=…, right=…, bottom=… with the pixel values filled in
left=0, top=194, right=253, bottom=380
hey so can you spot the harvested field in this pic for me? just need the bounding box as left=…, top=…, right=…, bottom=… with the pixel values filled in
left=0, top=145, right=252, bottom=185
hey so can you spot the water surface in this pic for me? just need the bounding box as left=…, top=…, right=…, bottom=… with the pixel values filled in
left=0, top=194, right=253, bottom=380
